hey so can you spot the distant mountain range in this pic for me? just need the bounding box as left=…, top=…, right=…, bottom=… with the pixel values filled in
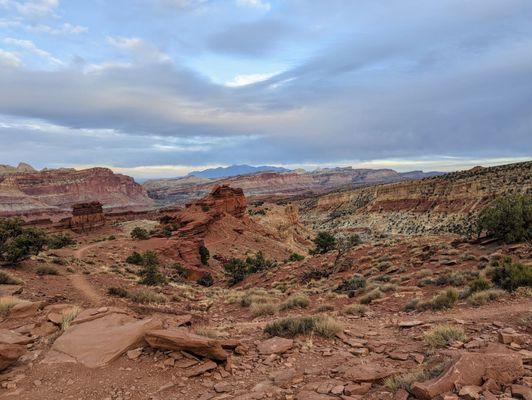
left=187, top=164, right=290, bottom=179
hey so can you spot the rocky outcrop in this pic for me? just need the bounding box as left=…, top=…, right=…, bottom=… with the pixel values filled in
left=301, top=161, right=532, bottom=236
left=144, top=168, right=441, bottom=205
left=70, top=202, right=105, bottom=233
left=0, top=343, right=25, bottom=371
left=0, top=167, right=153, bottom=219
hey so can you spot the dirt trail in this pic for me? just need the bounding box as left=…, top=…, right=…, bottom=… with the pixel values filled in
left=68, top=274, right=102, bottom=305
left=73, top=242, right=102, bottom=259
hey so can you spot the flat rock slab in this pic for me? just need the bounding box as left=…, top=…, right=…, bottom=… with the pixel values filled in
left=257, top=337, right=293, bottom=355
left=398, top=320, right=423, bottom=328
left=47, top=311, right=161, bottom=368
left=0, top=343, right=26, bottom=371
left=342, top=364, right=394, bottom=382
left=411, top=352, right=524, bottom=400
left=0, top=329, right=33, bottom=345
left=185, top=360, right=217, bottom=377
left=145, top=328, right=228, bottom=361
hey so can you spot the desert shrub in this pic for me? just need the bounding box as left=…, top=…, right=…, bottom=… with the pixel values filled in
left=403, top=298, right=420, bottom=312
left=360, top=288, right=382, bottom=304
left=199, top=245, right=210, bottom=265
left=0, top=271, right=22, bottom=285
left=264, top=315, right=342, bottom=338
left=424, top=324, right=467, bottom=348
left=36, top=265, right=59, bottom=275
left=0, top=218, right=47, bottom=264
left=138, top=251, right=166, bottom=286
left=107, top=286, right=129, bottom=298
left=469, top=277, right=491, bottom=293
left=300, top=268, right=331, bottom=283
left=128, top=289, right=167, bottom=304
left=343, top=304, right=368, bottom=316
left=467, top=289, right=504, bottom=306
left=126, top=251, right=144, bottom=265
left=171, top=263, right=188, bottom=279
left=490, top=257, right=532, bottom=292
left=279, top=294, right=310, bottom=311
left=336, top=274, right=366, bottom=294
left=312, top=231, right=336, bottom=254
left=224, top=252, right=277, bottom=285
left=250, top=302, right=277, bottom=317
left=476, top=194, right=531, bottom=243
left=48, top=234, right=75, bottom=249
left=240, top=290, right=277, bottom=307
left=131, top=227, right=149, bottom=240
left=288, top=252, right=304, bottom=262
left=317, top=304, right=335, bottom=312
left=379, top=283, right=396, bottom=293
left=197, top=272, right=214, bottom=287
left=384, top=370, right=428, bottom=392
left=162, top=225, right=173, bottom=238
left=417, top=288, right=458, bottom=311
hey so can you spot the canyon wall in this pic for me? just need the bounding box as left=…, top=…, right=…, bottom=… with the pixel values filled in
left=300, top=161, right=532, bottom=236
left=0, top=167, right=154, bottom=219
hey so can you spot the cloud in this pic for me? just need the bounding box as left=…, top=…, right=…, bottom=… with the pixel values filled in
left=3, top=37, right=63, bottom=65
left=208, top=19, right=293, bottom=56
left=235, top=0, right=270, bottom=11
left=107, top=36, right=170, bottom=63
left=0, top=49, right=22, bottom=67
left=27, top=22, right=88, bottom=35
left=225, top=71, right=278, bottom=87
left=12, top=0, right=59, bottom=17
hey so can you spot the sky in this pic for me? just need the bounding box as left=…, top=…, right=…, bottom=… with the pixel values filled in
left=0, top=0, right=531, bottom=179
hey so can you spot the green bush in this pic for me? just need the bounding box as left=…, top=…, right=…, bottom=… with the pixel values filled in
left=264, top=315, right=342, bottom=338
left=424, top=324, right=467, bottom=348
left=162, top=225, right=173, bottom=238
left=36, top=265, right=59, bottom=276
left=126, top=251, right=144, bottom=265
left=336, top=274, right=366, bottom=294
left=107, top=286, right=129, bottom=298
left=0, top=218, right=47, bottom=264
left=0, top=271, right=22, bottom=285
left=172, top=263, right=188, bottom=279
left=468, top=289, right=504, bottom=306
left=490, top=257, right=532, bottom=292
left=469, top=277, right=491, bottom=293
left=197, top=272, right=214, bottom=287
left=131, top=227, right=150, bottom=240
left=417, top=288, right=458, bottom=311
left=288, top=252, right=304, bottom=262
left=223, top=252, right=277, bottom=285
left=48, top=234, right=75, bottom=249
left=312, top=231, right=336, bottom=254
left=138, top=251, right=166, bottom=286
left=199, top=245, right=210, bottom=265
left=476, top=194, right=531, bottom=243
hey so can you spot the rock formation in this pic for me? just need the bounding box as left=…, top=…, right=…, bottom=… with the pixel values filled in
left=301, top=161, right=532, bottom=236
left=70, top=202, right=105, bottom=233
left=0, top=167, right=153, bottom=219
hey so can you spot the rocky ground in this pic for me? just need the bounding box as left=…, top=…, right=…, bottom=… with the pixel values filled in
left=0, top=214, right=530, bottom=400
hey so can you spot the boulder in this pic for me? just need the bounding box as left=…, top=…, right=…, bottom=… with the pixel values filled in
left=145, top=329, right=228, bottom=361
left=0, top=343, right=25, bottom=371
left=47, top=310, right=161, bottom=368
left=257, top=337, right=293, bottom=355
left=8, top=301, right=42, bottom=319
left=184, top=360, right=218, bottom=377
left=511, top=384, right=532, bottom=400
left=411, top=352, right=524, bottom=400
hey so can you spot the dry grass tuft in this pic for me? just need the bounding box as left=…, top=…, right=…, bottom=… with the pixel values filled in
left=264, top=315, right=342, bottom=338
left=424, top=324, right=467, bottom=348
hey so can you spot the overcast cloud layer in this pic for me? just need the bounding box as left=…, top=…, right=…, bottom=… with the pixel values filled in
left=0, top=0, right=531, bottom=178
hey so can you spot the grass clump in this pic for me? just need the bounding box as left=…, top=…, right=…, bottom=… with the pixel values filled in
left=48, top=233, right=75, bottom=249
left=250, top=302, right=277, bottom=317
left=336, top=274, right=366, bottom=295
left=36, top=265, right=59, bottom=275
left=197, top=272, right=214, bottom=287
left=490, top=257, right=531, bottom=292
left=287, top=252, right=304, bottom=262
left=279, top=294, right=310, bottom=311
left=467, top=289, right=504, bottom=306
left=468, top=277, right=491, bottom=293
left=359, top=288, right=382, bottom=304
left=343, top=303, right=368, bottom=316
left=128, top=289, right=167, bottom=304
left=60, top=306, right=81, bottom=331
left=131, top=227, right=150, bottom=240
left=0, top=296, right=24, bottom=316
left=126, top=251, right=144, bottom=265
left=424, top=324, right=467, bottom=348
left=107, top=286, right=129, bottom=298
left=384, top=370, right=428, bottom=392
left=265, top=315, right=342, bottom=338
left=416, top=288, right=458, bottom=311
left=0, top=271, right=22, bottom=285
left=316, top=304, right=335, bottom=312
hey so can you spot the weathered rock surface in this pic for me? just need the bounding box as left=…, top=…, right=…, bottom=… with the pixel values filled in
left=47, top=309, right=161, bottom=368
left=0, top=343, right=26, bottom=371
left=257, top=337, right=293, bottom=355
left=145, top=328, right=228, bottom=361
left=411, top=352, right=524, bottom=400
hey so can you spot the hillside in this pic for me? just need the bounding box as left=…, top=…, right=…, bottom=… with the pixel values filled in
left=144, top=167, right=441, bottom=205
left=300, top=161, right=532, bottom=236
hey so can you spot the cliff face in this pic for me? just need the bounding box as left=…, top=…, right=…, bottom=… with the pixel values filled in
left=144, top=168, right=441, bottom=205
left=301, top=161, right=532, bottom=236
left=0, top=167, right=153, bottom=218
